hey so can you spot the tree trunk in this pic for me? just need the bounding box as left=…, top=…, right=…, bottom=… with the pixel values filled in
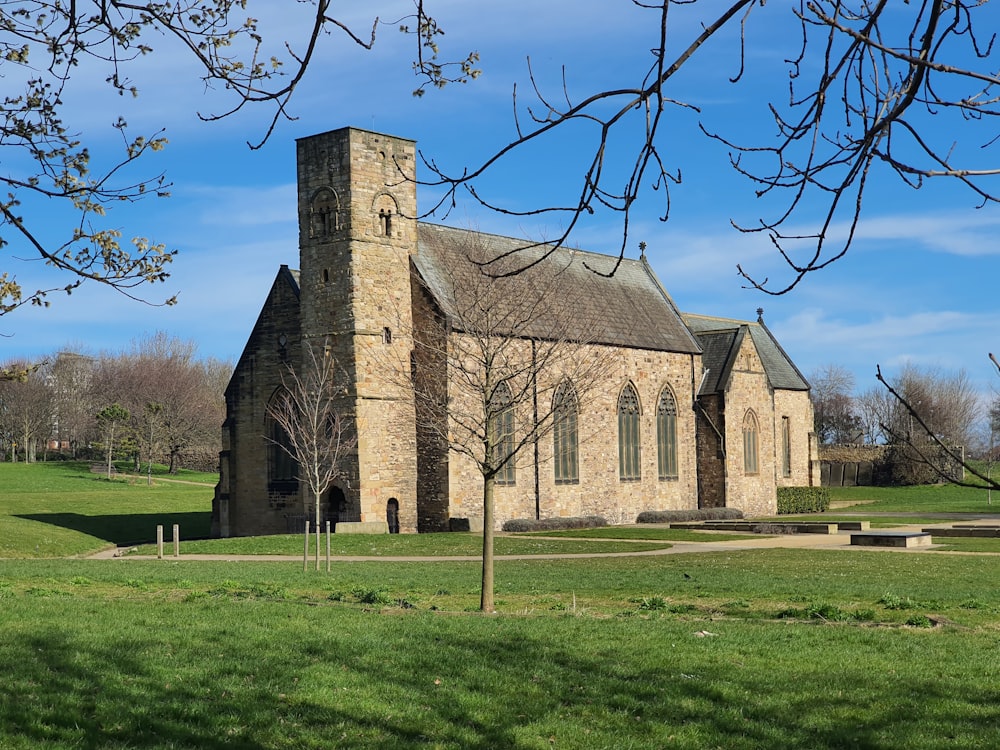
left=314, top=489, right=322, bottom=571
left=106, top=426, right=114, bottom=480
left=480, top=474, right=495, bottom=613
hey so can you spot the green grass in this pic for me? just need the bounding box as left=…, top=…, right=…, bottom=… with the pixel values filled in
left=130, top=532, right=673, bottom=557
left=3, top=554, right=1000, bottom=748
left=929, top=536, right=1000, bottom=553
left=829, top=483, right=1000, bottom=513
left=0, top=461, right=214, bottom=558
left=8, top=462, right=1000, bottom=747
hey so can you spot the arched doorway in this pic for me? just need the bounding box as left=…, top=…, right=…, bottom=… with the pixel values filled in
left=325, top=486, right=347, bottom=529
left=386, top=498, right=400, bottom=534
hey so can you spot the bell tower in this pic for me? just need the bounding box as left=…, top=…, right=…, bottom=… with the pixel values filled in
left=295, top=127, right=418, bottom=532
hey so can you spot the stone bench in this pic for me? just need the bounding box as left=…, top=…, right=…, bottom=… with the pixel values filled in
left=334, top=521, right=389, bottom=535
left=923, top=527, right=1000, bottom=538
left=851, top=531, right=932, bottom=548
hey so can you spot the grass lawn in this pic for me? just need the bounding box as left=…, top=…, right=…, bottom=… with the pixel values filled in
left=828, top=482, right=1000, bottom=513
left=3, top=552, right=1000, bottom=748
left=7, top=463, right=1000, bottom=746
left=0, top=461, right=215, bottom=558
left=131, top=532, right=674, bottom=557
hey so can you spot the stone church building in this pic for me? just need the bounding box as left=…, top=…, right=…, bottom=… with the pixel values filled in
left=212, top=126, right=817, bottom=537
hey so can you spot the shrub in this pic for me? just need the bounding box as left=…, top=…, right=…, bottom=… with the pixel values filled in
left=502, top=516, right=607, bottom=532
left=878, top=593, right=918, bottom=610
left=776, top=486, right=830, bottom=514
left=635, top=508, right=743, bottom=524
left=352, top=586, right=392, bottom=606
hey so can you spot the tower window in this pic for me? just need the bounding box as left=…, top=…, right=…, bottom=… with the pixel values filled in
left=379, top=209, right=393, bottom=237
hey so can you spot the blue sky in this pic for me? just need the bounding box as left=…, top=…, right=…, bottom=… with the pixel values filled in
left=6, top=1, right=1000, bottom=400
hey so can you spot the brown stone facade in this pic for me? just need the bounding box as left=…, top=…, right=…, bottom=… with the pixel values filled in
left=214, top=126, right=817, bottom=537
left=443, top=342, right=702, bottom=527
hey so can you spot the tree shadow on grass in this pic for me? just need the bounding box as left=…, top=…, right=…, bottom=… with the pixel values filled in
left=2, top=602, right=1000, bottom=749
left=15, top=511, right=210, bottom=545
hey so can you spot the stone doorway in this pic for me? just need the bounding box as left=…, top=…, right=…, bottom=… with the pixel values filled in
left=386, top=498, right=400, bottom=534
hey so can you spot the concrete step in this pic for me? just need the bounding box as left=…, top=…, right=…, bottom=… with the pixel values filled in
left=851, top=531, right=932, bottom=548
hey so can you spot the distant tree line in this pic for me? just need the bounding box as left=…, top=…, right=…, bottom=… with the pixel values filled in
left=810, top=362, right=984, bottom=485
left=0, top=333, right=230, bottom=472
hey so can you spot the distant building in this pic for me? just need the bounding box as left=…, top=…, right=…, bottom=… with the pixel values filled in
left=213, top=127, right=817, bottom=536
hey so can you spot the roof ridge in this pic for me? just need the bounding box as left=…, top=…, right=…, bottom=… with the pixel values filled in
left=418, top=221, right=647, bottom=267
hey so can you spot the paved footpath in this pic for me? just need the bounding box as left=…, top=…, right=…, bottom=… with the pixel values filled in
left=88, top=514, right=1000, bottom=562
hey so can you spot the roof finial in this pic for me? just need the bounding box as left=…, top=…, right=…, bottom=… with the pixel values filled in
left=639, top=241, right=647, bottom=259
left=756, top=307, right=764, bottom=323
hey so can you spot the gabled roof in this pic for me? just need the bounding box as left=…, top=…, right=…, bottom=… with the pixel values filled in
left=414, top=223, right=702, bottom=354
left=683, top=312, right=810, bottom=394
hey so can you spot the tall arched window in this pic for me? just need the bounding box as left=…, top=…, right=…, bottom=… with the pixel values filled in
left=657, top=387, right=678, bottom=480
left=618, top=383, right=641, bottom=481
left=267, top=413, right=298, bottom=490
left=553, top=380, right=579, bottom=484
left=781, top=416, right=792, bottom=477
left=491, top=382, right=515, bottom=486
left=743, top=410, right=759, bottom=475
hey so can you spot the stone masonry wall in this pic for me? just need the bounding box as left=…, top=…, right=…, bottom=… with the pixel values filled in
left=297, top=128, right=420, bottom=533
left=722, top=334, right=778, bottom=517
left=216, top=267, right=304, bottom=537
left=772, top=389, right=817, bottom=489
left=694, top=393, right=726, bottom=508
left=444, top=336, right=702, bottom=530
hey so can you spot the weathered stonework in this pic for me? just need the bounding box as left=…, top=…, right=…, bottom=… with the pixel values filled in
left=214, top=126, right=817, bottom=536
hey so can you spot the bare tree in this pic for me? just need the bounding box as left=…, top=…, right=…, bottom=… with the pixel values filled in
left=0, top=362, right=52, bottom=462
left=96, top=403, right=130, bottom=479
left=408, top=236, right=616, bottom=612
left=1, top=2, right=477, bottom=317
left=91, top=333, right=225, bottom=472
left=874, top=362, right=982, bottom=486
left=267, top=340, right=356, bottom=571
left=810, top=363, right=860, bottom=444
left=418, top=2, right=999, bottom=291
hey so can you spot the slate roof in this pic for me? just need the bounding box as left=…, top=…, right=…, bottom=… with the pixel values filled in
left=682, top=313, right=810, bottom=394
left=414, top=223, right=701, bottom=354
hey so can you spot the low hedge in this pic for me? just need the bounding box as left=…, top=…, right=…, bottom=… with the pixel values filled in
left=636, top=508, right=744, bottom=524
left=502, top=515, right=608, bottom=533
left=777, top=486, right=830, bottom=514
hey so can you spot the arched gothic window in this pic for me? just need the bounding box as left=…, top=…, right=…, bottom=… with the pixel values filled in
left=618, top=383, right=641, bottom=481
left=267, top=408, right=298, bottom=490
left=657, top=387, right=678, bottom=480
left=743, top=410, right=759, bottom=475
left=553, top=381, right=579, bottom=484
left=491, top=382, right=515, bottom=486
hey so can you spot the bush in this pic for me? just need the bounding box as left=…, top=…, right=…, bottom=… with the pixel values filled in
left=502, top=516, right=607, bottom=532
left=776, top=486, right=830, bottom=514
left=635, top=508, right=744, bottom=524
